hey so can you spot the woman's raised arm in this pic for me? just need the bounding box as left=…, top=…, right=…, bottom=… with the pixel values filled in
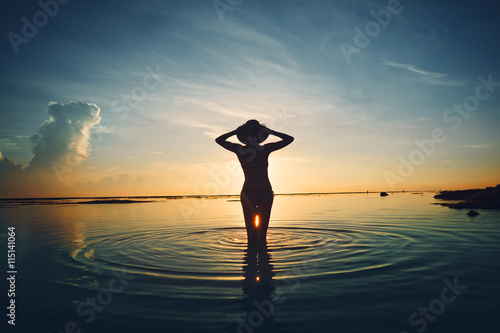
left=215, top=129, right=240, bottom=152
left=264, top=128, right=294, bottom=152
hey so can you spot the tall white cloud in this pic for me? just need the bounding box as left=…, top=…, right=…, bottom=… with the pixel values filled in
left=0, top=101, right=101, bottom=198
left=27, top=101, right=101, bottom=172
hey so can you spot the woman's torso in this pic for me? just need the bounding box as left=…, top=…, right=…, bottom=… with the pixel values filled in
left=236, top=145, right=272, bottom=189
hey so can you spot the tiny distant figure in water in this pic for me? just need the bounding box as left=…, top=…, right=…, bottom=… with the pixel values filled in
left=216, top=120, right=294, bottom=244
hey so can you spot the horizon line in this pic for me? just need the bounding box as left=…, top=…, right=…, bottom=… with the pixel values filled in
left=0, top=190, right=443, bottom=201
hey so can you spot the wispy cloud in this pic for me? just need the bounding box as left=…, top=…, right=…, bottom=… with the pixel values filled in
left=442, top=159, right=467, bottom=163
left=0, top=138, right=19, bottom=149
left=464, top=143, right=496, bottom=149
left=384, top=61, right=467, bottom=86
left=170, top=117, right=226, bottom=138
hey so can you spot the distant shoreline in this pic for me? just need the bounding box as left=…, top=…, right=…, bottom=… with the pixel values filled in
left=0, top=190, right=435, bottom=203
left=434, top=185, right=500, bottom=210
left=3, top=188, right=498, bottom=209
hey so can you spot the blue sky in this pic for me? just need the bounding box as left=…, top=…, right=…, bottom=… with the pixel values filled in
left=1, top=0, right=499, bottom=197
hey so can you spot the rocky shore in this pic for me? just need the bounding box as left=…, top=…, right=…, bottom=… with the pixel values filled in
left=434, top=185, right=500, bottom=210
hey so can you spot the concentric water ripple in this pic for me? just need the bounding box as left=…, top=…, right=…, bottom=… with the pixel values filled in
left=5, top=193, right=500, bottom=333
left=71, top=225, right=414, bottom=281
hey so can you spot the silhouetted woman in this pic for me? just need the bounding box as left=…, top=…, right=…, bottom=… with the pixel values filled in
left=216, top=120, right=294, bottom=244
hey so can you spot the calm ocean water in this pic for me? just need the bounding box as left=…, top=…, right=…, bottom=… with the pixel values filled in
left=1, top=193, right=499, bottom=332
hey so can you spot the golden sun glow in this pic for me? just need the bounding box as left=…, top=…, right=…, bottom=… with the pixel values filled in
left=255, top=215, right=260, bottom=227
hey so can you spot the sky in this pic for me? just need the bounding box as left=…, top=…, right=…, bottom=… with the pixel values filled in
left=1, top=0, right=499, bottom=198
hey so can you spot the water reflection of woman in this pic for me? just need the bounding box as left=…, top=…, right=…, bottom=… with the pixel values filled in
left=241, top=242, right=275, bottom=332
left=216, top=120, right=294, bottom=244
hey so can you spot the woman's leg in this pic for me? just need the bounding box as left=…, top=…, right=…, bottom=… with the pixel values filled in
left=241, top=189, right=274, bottom=244
left=256, top=191, right=274, bottom=241
left=241, top=190, right=258, bottom=243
